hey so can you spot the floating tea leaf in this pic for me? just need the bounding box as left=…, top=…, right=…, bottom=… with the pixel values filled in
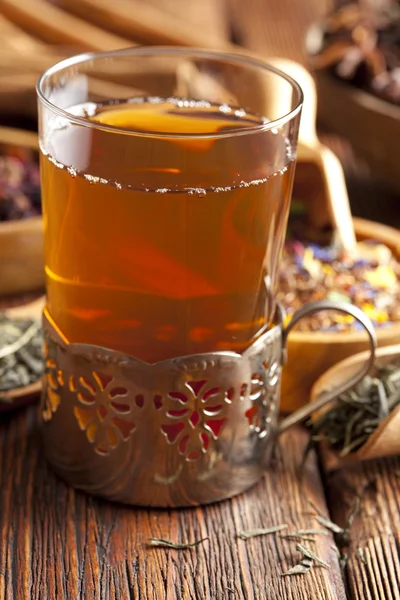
left=238, top=524, right=288, bottom=540
left=149, top=537, right=208, bottom=549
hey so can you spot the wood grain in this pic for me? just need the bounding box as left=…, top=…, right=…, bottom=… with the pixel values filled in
left=325, top=457, right=400, bottom=599
left=0, top=0, right=132, bottom=51
left=146, top=0, right=229, bottom=43
left=0, top=409, right=347, bottom=599
left=58, top=0, right=228, bottom=49
left=229, top=0, right=332, bottom=64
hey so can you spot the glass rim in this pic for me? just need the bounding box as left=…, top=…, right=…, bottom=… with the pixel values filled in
left=37, top=46, right=303, bottom=140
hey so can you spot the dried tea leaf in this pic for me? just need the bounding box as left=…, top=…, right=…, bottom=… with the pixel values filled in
left=296, top=543, right=330, bottom=569
left=308, top=363, right=400, bottom=457
left=331, top=544, right=341, bottom=558
left=149, top=537, right=208, bottom=549
left=282, top=559, right=313, bottom=576
left=0, top=316, right=43, bottom=394
left=280, top=528, right=330, bottom=542
left=289, top=529, right=330, bottom=536
left=340, top=497, right=361, bottom=546
left=358, top=548, right=367, bottom=564
left=280, top=534, right=316, bottom=542
left=315, top=515, right=344, bottom=535
left=238, top=524, right=287, bottom=540
left=0, top=321, right=40, bottom=360
left=309, top=499, right=345, bottom=536
left=345, top=497, right=360, bottom=530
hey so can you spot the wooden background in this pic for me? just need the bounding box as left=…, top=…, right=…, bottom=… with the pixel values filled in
left=1, top=0, right=400, bottom=598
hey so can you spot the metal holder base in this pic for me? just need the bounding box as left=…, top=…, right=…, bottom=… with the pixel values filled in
left=41, top=310, right=283, bottom=507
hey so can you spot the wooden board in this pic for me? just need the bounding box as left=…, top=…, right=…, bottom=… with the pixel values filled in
left=0, top=408, right=347, bottom=599
left=326, top=457, right=400, bottom=600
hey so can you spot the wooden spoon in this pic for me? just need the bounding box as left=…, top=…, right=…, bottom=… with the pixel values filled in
left=268, top=57, right=356, bottom=252
left=1, top=296, right=45, bottom=413
left=311, top=344, right=400, bottom=470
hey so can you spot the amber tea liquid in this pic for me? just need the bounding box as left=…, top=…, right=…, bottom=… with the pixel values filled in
left=41, top=98, right=295, bottom=362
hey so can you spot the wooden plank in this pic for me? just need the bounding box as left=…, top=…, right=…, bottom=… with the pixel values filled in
left=0, top=408, right=347, bottom=599
left=56, top=0, right=228, bottom=49
left=229, top=0, right=332, bottom=64
left=0, top=0, right=132, bottom=51
left=325, top=457, right=400, bottom=600
left=145, top=0, right=229, bottom=43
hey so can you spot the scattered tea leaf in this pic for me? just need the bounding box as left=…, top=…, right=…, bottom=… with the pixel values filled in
left=340, top=497, right=361, bottom=546
left=315, top=515, right=344, bottom=535
left=358, top=548, right=367, bottom=564
left=238, top=524, right=287, bottom=540
left=339, top=552, right=348, bottom=578
left=279, top=534, right=316, bottom=542
left=345, top=497, right=360, bottom=530
left=280, top=529, right=329, bottom=542
left=282, top=559, right=313, bottom=576
left=289, top=529, right=329, bottom=536
left=283, top=556, right=313, bottom=577
left=149, top=537, right=208, bottom=549
left=296, top=543, right=330, bottom=569
left=311, top=497, right=360, bottom=548
left=331, top=544, right=341, bottom=558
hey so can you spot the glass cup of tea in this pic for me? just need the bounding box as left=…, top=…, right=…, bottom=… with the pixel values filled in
left=37, top=47, right=376, bottom=506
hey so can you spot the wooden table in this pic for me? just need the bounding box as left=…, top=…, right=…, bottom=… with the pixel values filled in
left=1, top=0, right=400, bottom=598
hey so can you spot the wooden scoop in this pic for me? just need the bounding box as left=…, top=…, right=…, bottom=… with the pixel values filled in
left=311, top=344, right=400, bottom=471
left=1, top=296, right=45, bottom=412
left=267, top=57, right=356, bottom=252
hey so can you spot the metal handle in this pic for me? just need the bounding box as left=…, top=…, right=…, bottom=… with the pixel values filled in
left=278, top=300, right=377, bottom=434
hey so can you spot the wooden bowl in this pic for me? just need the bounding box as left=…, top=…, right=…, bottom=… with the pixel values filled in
left=0, top=296, right=45, bottom=413
left=306, top=23, right=400, bottom=192
left=281, top=216, right=400, bottom=413
left=0, top=127, right=44, bottom=295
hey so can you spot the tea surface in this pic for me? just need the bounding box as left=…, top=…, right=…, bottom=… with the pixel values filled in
left=40, top=98, right=295, bottom=361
